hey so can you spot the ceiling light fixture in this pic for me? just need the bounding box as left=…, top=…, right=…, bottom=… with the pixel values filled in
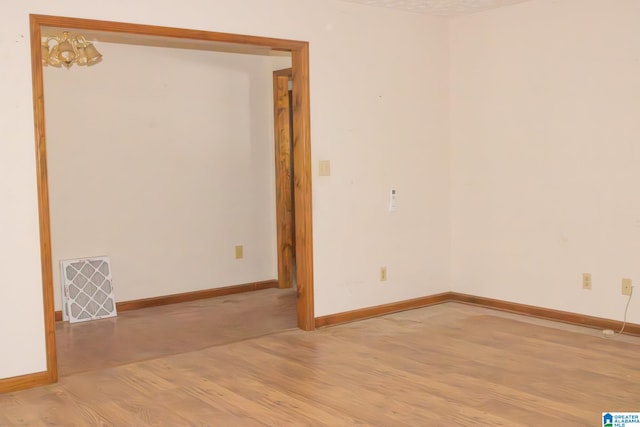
left=42, top=31, right=103, bottom=68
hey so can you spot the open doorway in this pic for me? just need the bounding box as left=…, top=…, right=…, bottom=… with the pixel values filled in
left=30, top=14, right=314, bottom=386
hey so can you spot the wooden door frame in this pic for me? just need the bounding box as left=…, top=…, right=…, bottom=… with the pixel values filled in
left=273, top=68, right=294, bottom=290
left=27, top=14, right=315, bottom=389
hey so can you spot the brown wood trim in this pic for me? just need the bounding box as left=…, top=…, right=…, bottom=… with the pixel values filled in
left=315, top=292, right=453, bottom=328
left=0, top=371, right=51, bottom=393
left=29, top=15, right=58, bottom=386
left=29, top=14, right=307, bottom=50
left=30, top=13, right=315, bottom=390
left=292, top=44, right=315, bottom=331
left=450, top=292, right=640, bottom=336
left=316, top=291, right=640, bottom=336
left=273, top=69, right=294, bottom=289
left=55, top=280, right=279, bottom=321
left=273, top=68, right=293, bottom=78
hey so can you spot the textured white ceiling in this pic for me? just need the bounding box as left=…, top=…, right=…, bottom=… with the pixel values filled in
left=337, top=0, right=533, bottom=16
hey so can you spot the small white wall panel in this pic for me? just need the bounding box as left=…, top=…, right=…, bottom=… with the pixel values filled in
left=60, top=257, right=117, bottom=323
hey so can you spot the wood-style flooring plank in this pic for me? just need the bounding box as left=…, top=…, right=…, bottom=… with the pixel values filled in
left=2, top=301, right=640, bottom=426
left=56, top=288, right=297, bottom=376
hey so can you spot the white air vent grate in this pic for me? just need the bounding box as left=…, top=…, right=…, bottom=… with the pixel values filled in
left=60, top=256, right=117, bottom=323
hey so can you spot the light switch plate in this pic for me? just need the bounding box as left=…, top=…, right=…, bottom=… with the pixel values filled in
left=319, top=160, right=330, bottom=176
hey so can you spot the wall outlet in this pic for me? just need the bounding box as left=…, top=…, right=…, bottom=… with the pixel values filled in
left=235, top=245, right=244, bottom=259
left=622, top=278, right=632, bottom=296
left=380, top=267, right=387, bottom=281
left=582, top=273, right=592, bottom=290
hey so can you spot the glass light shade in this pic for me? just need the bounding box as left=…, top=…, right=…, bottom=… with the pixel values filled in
left=57, top=40, right=76, bottom=67
left=84, top=43, right=102, bottom=65
left=41, top=44, right=50, bottom=65
left=47, top=45, right=61, bottom=67
left=75, top=46, right=88, bottom=65
left=41, top=33, right=102, bottom=68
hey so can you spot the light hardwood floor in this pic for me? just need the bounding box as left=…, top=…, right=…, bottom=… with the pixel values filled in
left=2, top=301, right=640, bottom=426
left=56, top=288, right=298, bottom=376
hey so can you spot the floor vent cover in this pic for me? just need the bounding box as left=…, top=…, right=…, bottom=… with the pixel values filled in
left=60, top=256, right=117, bottom=323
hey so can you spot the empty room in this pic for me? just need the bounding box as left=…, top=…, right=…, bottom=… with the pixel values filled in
left=42, top=28, right=297, bottom=376
left=1, top=0, right=640, bottom=425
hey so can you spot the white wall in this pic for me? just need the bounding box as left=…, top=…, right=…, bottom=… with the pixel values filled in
left=450, top=0, right=640, bottom=322
left=0, top=1, right=449, bottom=379
left=44, top=43, right=290, bottom=311
left=311, top=4, right=450, bottom=315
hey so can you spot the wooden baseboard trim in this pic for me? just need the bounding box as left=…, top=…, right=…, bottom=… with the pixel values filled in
left=0, top=370, right=53, bottom=393
left=314, top=292, right=452, bottom=328
left=55, top=280, right=279, bottom=322
left=53, top=283, right=639, bottom=333
left=450, top=292, right=640, bottom=336
left=315, top=291, right=640, bottom=336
